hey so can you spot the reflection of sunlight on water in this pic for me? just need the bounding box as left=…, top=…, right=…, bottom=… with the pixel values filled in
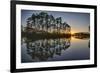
left=70, top=37, right=90, bottom=49
left=71, top=37, right=82, bottom=42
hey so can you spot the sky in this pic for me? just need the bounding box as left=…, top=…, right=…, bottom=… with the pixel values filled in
left=21, top=10, right=90, bottom=33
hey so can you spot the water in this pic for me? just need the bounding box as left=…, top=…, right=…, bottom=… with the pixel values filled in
left=21, top=37, right=90, bottom=63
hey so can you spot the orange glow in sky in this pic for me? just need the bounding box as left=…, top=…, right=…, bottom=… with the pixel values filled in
left=71, top=30, right=76, bottom=34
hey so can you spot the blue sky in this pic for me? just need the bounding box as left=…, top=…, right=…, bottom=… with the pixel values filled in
left=21, top=10, right=90, bottom=33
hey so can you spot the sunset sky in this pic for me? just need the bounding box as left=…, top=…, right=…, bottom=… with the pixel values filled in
left=21, top=10, right=90, bottom=34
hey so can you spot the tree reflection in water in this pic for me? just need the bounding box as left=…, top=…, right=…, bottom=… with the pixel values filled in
left=22, top=37, right=71, bottom=61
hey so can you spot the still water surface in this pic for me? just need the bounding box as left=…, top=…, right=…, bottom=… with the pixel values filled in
left=21, top=37, right=90, bottom=63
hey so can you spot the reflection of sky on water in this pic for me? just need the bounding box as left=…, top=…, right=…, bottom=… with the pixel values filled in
left=21, top=37, right=90, bottom=63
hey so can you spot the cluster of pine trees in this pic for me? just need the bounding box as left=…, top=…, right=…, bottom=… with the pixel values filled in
left=25, top=11, right=71, bottom=34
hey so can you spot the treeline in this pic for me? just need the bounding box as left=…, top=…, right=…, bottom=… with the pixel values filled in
left=23, top=11, right=71, bottom=34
